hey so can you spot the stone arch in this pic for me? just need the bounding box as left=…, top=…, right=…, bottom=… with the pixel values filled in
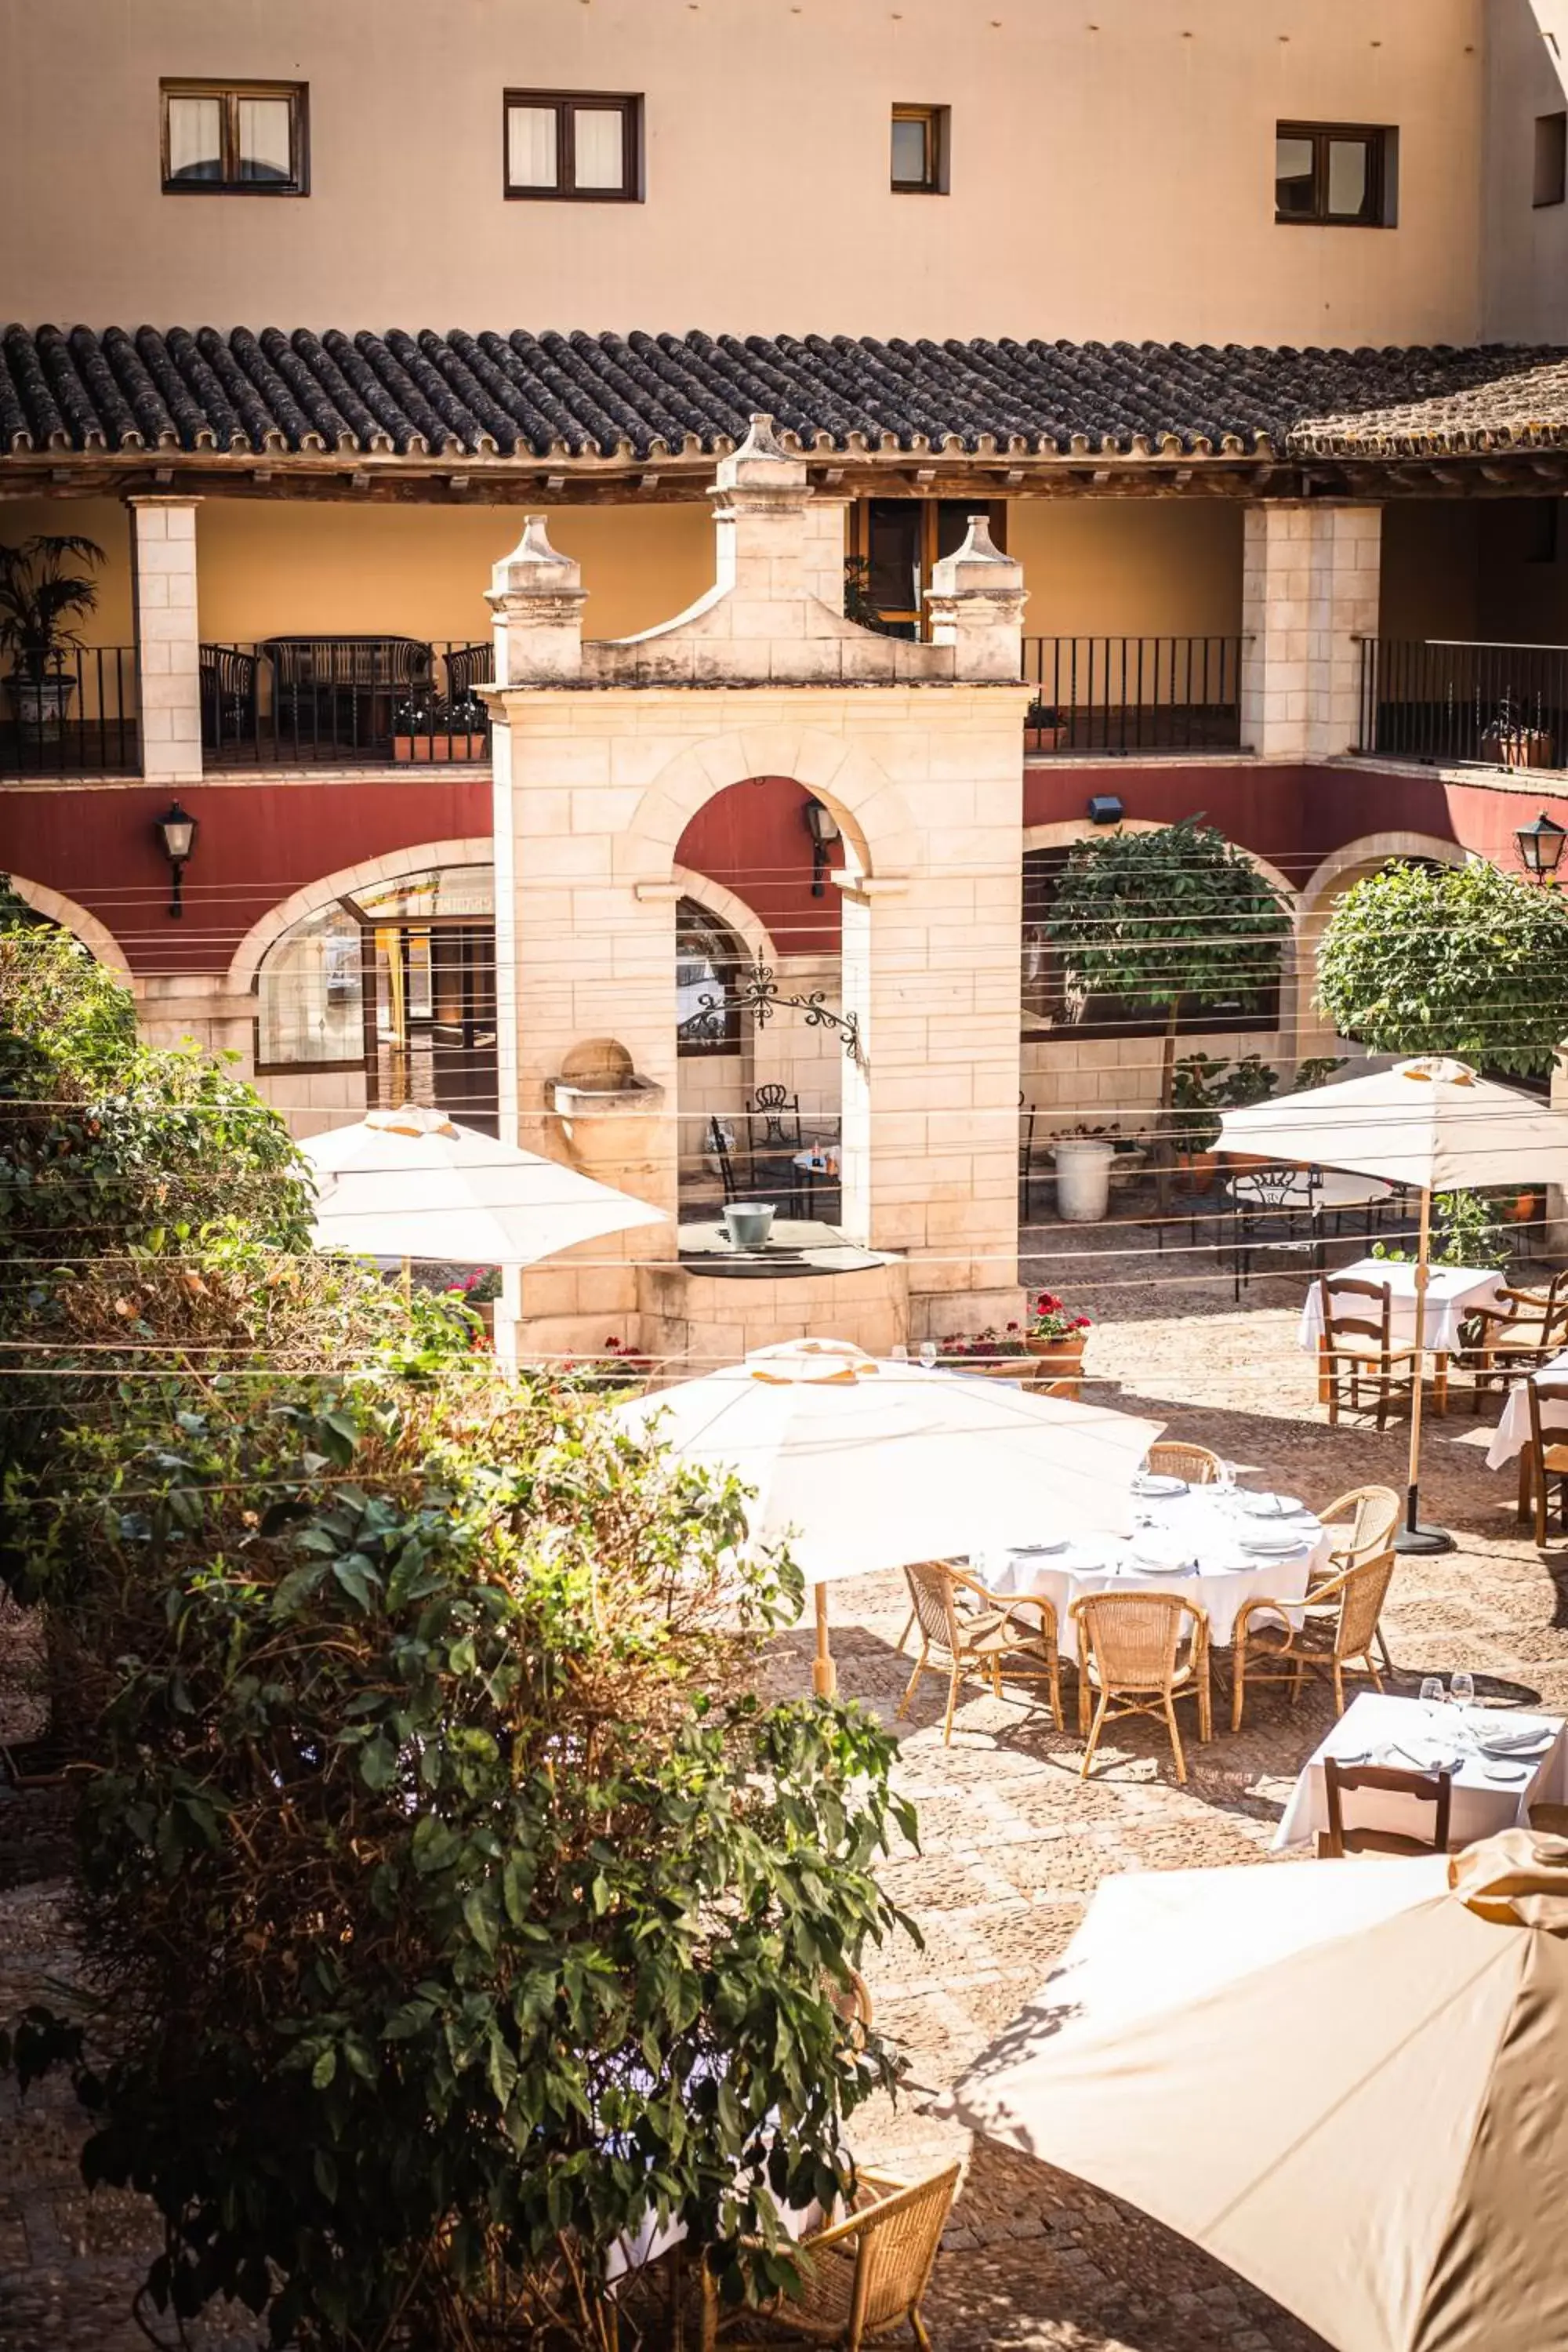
left=1021, top=817, right=1303, bottom=1073
left=1022, top=818, right=1298, bottom=908
left=227, top=837, right=494, bottom=997
left=1297, top=831, right=1468, bottom=924
left=5, top=875, right=132, bottom=979
left=622, top=728, right=920, bottom=884
left=670, top=864, right=779, bottom=971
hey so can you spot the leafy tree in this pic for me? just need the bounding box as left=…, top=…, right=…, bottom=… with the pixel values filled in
left=5, top=1373, right=913, bottom=2350
left=1042, top=818, right=1291, bottom=1112
left=1316, top=857, right=1568, bottom=1075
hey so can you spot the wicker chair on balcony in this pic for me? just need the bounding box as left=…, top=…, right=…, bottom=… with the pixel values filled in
left=1230, top=1549, right=1396, bottom=1730
left=703, top=2160, right=962, bottom=2351
left=1145, top=1441, right=1224, bottom=1486
left=898, top=1560, right=1062, bottom=1744
left=198, top=641, right=260, bottom=750
left=1069, top=1590, right=1212, bottom=1784
left=443, top=641, right=494, bottom=699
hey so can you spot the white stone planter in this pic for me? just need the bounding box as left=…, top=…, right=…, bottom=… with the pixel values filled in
left=1051, top=1139, right=1115, bottom=1224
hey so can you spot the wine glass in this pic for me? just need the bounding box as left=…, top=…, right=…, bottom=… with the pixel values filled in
left=1419, top=1675, right=1445, bottom=1716
left=891, top=1342, right=909, bottom=1364
left=919, top=1340, right=938, bottom=1369
left=1450, top=1670, right=1475, bottom=1713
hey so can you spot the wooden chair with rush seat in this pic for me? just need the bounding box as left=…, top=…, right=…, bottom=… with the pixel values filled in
left=1320, top=1759, right=1453, bottom=1857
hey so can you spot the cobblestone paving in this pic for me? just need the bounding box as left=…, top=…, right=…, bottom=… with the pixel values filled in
left=4, top=1227, right=1565, bottom=2349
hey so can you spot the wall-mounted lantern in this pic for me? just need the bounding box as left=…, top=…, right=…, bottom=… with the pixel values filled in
left=803, top=796, right=841, bottom=897
left=156, top=799, right=198, bottom=918
left=1515, top=810, right=1567, bottom=885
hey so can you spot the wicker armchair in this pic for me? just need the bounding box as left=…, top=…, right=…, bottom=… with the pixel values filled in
left=1466, top=1274, right=1568, bottom=1406
left=898, top=1560, right=1062, bottom=1744
left=705, top=2161, right=961, bottom=2350
left=1315, top=1483, right=1402, bottom=1671
left=1069, top=1590, right=1212, bottom=1784
left=1231, top=1550, right=1396, bottom=1730
left=1145, top=1440, right=1224, bottom=1486
left=1322, top=1759, right=1452, bottom=1857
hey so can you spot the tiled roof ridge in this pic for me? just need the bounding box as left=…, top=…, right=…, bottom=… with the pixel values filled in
left=2, top=325, right=1564, bottom=462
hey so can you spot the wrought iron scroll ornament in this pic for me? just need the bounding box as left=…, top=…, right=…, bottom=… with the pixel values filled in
left=685, top=961, right=862, bottom=1062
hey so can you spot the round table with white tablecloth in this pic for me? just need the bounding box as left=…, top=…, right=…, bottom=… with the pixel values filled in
left=1486, top=1348, right=1568, bottom=1468
left=975, top=1481, right=1331, bottom=1661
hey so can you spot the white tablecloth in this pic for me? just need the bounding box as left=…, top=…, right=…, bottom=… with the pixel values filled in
left=1297, top=1259, right=1508, bottom=1356
left=978, top=1485, right=1329, bottom=1658
left=1487, top=1350, right=1568, bottom=1469
left=1273, top=1690, right=1568, bottom=1851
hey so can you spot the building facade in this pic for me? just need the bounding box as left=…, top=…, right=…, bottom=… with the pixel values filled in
left=7, top=0, right=1568, bottom=1352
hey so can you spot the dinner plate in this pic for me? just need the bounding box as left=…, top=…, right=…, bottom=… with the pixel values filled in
left=1482, top=1760, right=1532, bottom=1784
left=1007, top=1539, right=1071, bottom=1558
left=1133, top=1474, right=1187, bottom=1497
left=1240, top=1493, right=1305, bottom=1518
left=1238, top=1534, right=1308, bottom=1558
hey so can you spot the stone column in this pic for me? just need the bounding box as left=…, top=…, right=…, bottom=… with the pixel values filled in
left=128, top=496, right=202, bottom=782
left=1241, top=503, right=1381, bottom=760
left=485, top=521, right=676, bottom=1366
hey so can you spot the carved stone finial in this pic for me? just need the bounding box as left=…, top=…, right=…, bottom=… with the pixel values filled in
left=734, top=412, right=792, bottom=463
left=490, top=514, right=582, bottom=593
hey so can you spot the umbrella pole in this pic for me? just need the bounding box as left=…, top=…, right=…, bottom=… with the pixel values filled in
left=1396, top=1185, right=1455, bottom=1557
left=811, top=1584, right=837, bottom=1700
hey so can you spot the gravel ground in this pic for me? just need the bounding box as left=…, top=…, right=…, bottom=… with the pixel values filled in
left=2, top=1208, right=1563, bottom=2350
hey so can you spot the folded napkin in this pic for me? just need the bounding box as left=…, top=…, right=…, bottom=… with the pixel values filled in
left=1475, top=1719, right=1555, bottom=1754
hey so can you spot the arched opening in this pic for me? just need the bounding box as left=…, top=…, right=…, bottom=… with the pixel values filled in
left=675, top=893, right=752, bottom=1205
left=256, top=860, right=497, bottom=1134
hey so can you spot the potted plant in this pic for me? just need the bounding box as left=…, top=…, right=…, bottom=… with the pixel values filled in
left=1481, top=691, right=1555, bottom=772
left=1024, top=699, right=1070, bottom=753
left=940, top=1325, right=1035, bottom=1380
left=1025, top=1291, right=1093, bottom=1389
left=0, top=532, right=105, bottom=740
left=393, top=694, right=489, bottom=762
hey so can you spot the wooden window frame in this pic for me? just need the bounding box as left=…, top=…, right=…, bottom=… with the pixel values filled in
left=1274, top=122, right=1391, bottom=229
left=160, top=79, right=309, bottom=197
left=849, top=499, right=1009, bottom=640
left=891, top=103, right=949, bottom=194
left=503, top=89, right=642, bottom=202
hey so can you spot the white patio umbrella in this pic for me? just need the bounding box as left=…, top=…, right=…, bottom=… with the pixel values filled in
left=302, top=1103, right=666, bottom=1270
left=953, top=1831, right=1568, bottom=2352
left=611, top=1338, right=1163, bottom=1696
left=1219, top=1056, right=1568, bottom=1553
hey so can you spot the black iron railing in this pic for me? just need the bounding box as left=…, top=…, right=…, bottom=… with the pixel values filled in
left=202, top=638, right=493, bottom=766
left=1357, top=639, right=1568, bottom=770
left=0, top=648, right=139, bottom=779
left=1022, top=636, right=1244, bottom=755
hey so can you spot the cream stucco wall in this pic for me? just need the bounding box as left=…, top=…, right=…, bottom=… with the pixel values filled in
left=0, top=498, right=715, bottom=646
left=2, top=0, right=1486, bottom=347
left=1484, top=0, right=1568, bottom=340
left=1006, top=503, right=1243, bottom=639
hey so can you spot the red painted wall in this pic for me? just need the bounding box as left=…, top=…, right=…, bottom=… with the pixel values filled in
left=675, top=775, right=841, bottom=956
left=8, top=758, right=1566, bottom=983
left=2, top=775, right=491, bottom=975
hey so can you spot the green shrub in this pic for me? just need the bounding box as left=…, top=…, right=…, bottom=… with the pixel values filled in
left=5, top=1370, right=914, bottom=2348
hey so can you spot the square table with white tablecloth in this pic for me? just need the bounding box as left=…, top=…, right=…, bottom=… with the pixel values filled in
left=1273, top=1689, right=1568, bottom=1852
left=1486, top=1348, right=1568, bottom=1469
left=978, top=1483, right=1330, bottom=1660
left=1298, top=1258, right=1508, bottom=1358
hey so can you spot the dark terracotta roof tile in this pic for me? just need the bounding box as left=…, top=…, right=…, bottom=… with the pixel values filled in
left=4, top=327, right=1568, bottom=462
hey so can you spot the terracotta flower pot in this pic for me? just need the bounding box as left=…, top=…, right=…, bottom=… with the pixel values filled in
left=1025, top=1331, right=1087, bottom=1396
left=393, top=731, right=488, bottom=763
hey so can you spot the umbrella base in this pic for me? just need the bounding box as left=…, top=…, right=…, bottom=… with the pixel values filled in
left=1395, top=1519, right=1455, bottom=1556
